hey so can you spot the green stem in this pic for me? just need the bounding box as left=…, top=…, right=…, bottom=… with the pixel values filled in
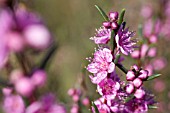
left=116, top=63, right=128, bottom=74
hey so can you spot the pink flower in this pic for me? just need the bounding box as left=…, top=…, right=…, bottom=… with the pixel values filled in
left=90, top=27, right=111, bottom=44
left=3, top=94, right=25, bottom=113
left=26, top=94, right=66, bottom=113
left=97, top=78, right=120, bottom=100
left=115, top=25, right=136, bottom=55
left=87, top=48, right=115, bottom=84
left=93, top=97, right=110, bottom=113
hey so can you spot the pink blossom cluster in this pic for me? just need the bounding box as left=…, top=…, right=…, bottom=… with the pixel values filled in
left=86, top=8, right=159, bottom=113
left=68, top=88, right=90, bottom=113
left=0, top=1, right=66, bottom=113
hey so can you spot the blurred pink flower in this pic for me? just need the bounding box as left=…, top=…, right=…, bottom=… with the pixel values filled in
left=3, top=94, right=25, bottom=113
left=153, top=80, right=165, bottom=92
left=152, top=58, right=166, bottom=71
left=141, top=5, right=152, bottom=19
left=26, top=94, right=66, bottom=113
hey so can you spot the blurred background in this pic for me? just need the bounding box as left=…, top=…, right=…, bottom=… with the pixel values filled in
left=1, top=0, right=170, bottom=113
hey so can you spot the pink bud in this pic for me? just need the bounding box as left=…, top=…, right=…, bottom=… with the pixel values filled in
left=111, top=22, right=118, bottom=30
left=132, top=65, right=139, bottom=71
left=82, top=97, right=90, bottom=106
left=2, top=87, right=12, bottom=96
left=133, top=78, right=142, bottom=88
left=24, top=25, right=51, bottom=50
left=125, top=83, right=134, bottom=94
left=68, top=88, right=75, bottom=96
left=147, top=47, right=157, bottom=57
left=145, top=64, right=153, bottom=76
left=109, top=12, right=118, bottom=21
left=102, top=21, right=111, bottom=28
left=70, top=104, right=79, bottom=113
left=126, top=71, right=135, bottom=81
left=31, top=70, right=47, bottom=87
left=7, top=32, right=25, bottom=52
left=141, top=44, right=149, bottom=58
left=138, top=70, right=148, bottom=80
left=149, top=35, right=157, bottom=43
left=131, top=50, right=140, bottom=59
left=72, top=94, right=79, bottom=102
left=134, top=89, right=145, bottom=99
left=15, top=77, right=34, bottom=97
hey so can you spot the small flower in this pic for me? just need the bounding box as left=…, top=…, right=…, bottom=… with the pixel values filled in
left=87, top=48, right=115, bottom=84
left=90, top=27, right=111, bottom=44
left=97, top=78, right=120, bottom=100
left=26, top=94, right=66, bottom=113
left=125, top=98, right=148, bottom=113
left=93, top=97, right=110, bottom=113
left=115, top=24, right=136, bottom=55
left=3, top=94, right=25, bottom=113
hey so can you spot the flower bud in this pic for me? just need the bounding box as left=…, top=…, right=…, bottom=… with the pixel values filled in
left=31, top=70, right=47, bottom=87
left=126, top=71, right=135, bottom=81
left=24, top=25, right=51, bottom=50
left=131, top=50, right=140, bottom=59
left=68, top=88, right=75, bottom=96
left=102, top=21, right=111, bottom=29
left=134, top=89, right=145, bottom=99
left=109, top=12, right=118, bottom=21
left=82, top=97, right=90, bottom=106
left=133, top=78, right=142, bottom=88
left=7, top=32, right=25, bottom=52
left=15, top=77, right=34, bottom=97
left=72, top=94, right=79, bottom=102
left=125, top=83, right=134, bottom=94
left=147, top=47, right=157, bottom=57
left=138, top=70, right=148, bottom=80
left=149, top=35, right=157, bottom=43
left=111, top=22, right=118, bottom=30
left=70, top=104, right=79, bottom=113
left=2, top=87, right=12, bottom=96
left=132, top=65, right=139, bottom=71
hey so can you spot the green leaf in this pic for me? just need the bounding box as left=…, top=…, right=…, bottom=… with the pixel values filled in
left=148, top=105, right=158, bottom=109
left=91, top=101, right=99, bottom=113
left=147, top=74, right=161, bottom=81
left=125, top=94, right=134, bottom=102
left=118, top=8, right=126, bottom=25
left=95, top=5, right=109, bottom=21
